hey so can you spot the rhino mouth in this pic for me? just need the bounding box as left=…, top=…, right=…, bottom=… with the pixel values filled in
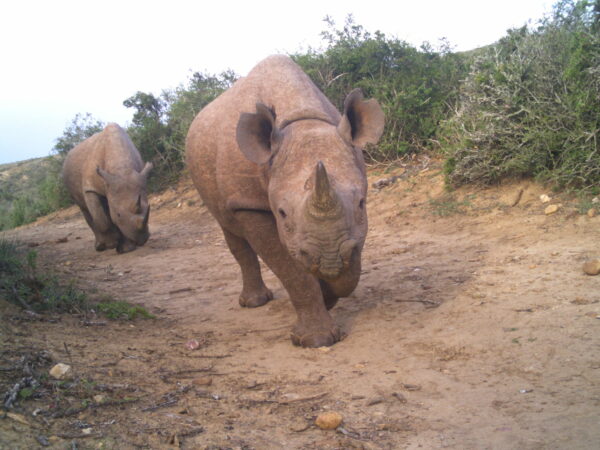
left=297, top=238, right=358, bottom=280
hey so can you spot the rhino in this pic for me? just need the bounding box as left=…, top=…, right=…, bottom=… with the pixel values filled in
left=186, top=55, right=384, bottom=347
left=62, top=123, right=152, bottom=253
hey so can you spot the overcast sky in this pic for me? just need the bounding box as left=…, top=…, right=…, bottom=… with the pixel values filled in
left=0, top=0, right=553, bottom=165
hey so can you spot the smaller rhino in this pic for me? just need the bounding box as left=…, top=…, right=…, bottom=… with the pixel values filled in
left=62, top=123, right=152, bottom=253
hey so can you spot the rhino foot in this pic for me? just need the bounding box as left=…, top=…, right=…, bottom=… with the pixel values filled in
left=95, top=239, right=118, bottom=252
left=117, top=238, right=137, bottom=254
left=239, top=288, right=273, bottom=308
left=290, top=324, right=341, bottom=348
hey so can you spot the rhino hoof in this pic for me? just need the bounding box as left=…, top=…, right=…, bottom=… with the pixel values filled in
left=95, top=240, right=117, bottom=252
left=117, top=240, right=137, bottom=254
left=239, top=289, right=273, bottom=308
left=290, top=326, right=341, bottom=348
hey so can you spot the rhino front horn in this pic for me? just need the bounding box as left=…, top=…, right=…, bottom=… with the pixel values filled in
left=308, top=162, right=341, bottom=219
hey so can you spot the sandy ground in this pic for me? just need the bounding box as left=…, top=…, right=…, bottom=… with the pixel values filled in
left=1, top=161, right=599, bottom=449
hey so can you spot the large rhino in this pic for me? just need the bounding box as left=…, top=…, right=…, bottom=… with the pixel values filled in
left=62, top=123, right=152, bottom=253
left=186, top=55, right=384, bottom=347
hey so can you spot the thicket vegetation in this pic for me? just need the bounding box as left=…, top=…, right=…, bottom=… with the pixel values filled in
left=443, top=0, right=600, bottom=192
left=293, top=16, right=468, bottom=160
left=2, top=0, right=598, bottom=231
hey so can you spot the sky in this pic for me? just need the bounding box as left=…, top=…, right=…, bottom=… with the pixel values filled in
left=0, top=0, right=553, bottom=165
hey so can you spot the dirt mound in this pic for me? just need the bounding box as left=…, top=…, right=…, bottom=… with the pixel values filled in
left=2, top=162, right=599, bottom=449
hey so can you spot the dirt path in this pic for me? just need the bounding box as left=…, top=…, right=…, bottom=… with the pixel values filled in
left=2, top=164, right=599, bottom=449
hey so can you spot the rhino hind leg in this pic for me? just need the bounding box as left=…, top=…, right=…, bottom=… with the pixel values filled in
left=223, top=229, right=273, bottom=308
left=235, top=212, right=341, bottom=347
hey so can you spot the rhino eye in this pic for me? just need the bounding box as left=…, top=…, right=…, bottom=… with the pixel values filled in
left=278, top=208, right=287, bottom=219
left=358, top=198, right=365, bottom=209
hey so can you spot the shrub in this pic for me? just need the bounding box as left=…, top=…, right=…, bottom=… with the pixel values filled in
left=442, top=0, right=600, bottom=191
left=293, top=16, right=468, bottom=161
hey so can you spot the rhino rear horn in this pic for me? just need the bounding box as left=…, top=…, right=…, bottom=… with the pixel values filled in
left=140, top=162, right=153, bottom=179
left=337, top=88, right=385, bottom=148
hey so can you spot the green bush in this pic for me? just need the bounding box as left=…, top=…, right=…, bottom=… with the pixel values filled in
left=293, top=16, right=468, bottom=161
left=442, top=0, right=600, bottom=191
left=124, top=71, right=236, bottom=190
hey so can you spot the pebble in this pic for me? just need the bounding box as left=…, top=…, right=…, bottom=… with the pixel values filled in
left=49, top=363, right=72, bottom=380
left=588, top=208, right=597, bottom=218
left=290, top=419, right=311, bottom=432
left=540, top=194, right=551, bottom=203
left=315, top=411, right=343, bottom=430
left=93, top=394, right=106, bottom=403
left=185, top=339, right=200, bottom=350
left=582, top=259, right=600, bottom=276
left=544, top=204, right=559, bottom=215
left=192, top=377, right=213, bottom=386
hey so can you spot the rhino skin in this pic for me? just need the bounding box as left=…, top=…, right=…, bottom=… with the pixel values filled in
left=62, top=123, right=152, bottom=254
left=186, top=55, right=384, bottom=347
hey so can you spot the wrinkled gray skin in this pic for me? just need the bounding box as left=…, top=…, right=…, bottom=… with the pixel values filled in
left=186, top=55, right=384, bottom=347
left=62, top=123, right=152, bottom=254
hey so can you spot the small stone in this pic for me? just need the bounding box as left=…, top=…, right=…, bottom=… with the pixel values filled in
left=540, top=194, right=551, bottom=203
left=49, top=363, right=72, bottom=380
left=582, top=259, right=600, bottom=276
left=587, top=208, right=596, bottom=218
left=315, top=411, right=343, bottom=430
left=192, top=377, right=213, bottom=386
left=592, top=197, right=599, bottom=204
left=93, top=394, right=106, bottom=403
left=185, top=339, right=200, bottom=350
left=290, top=419, right=310, bottom=432
left=544, top=204, right=559, bottom=215
left=82, top=428, right=93, bottom=435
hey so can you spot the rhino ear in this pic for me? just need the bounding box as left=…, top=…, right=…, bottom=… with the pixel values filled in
left=96, top=166, right=118, bottom=185
left=236, top=103, right=281, bottom=165
left=338, top=89, right=385, bottom=148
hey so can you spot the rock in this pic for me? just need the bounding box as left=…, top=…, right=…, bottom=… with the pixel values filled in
left=544, top=204, right=559, bottom=215
left=49, top=363, right=72, bottom=380
left=290, top=419, right=311, bottom=432
left=315, top=411, right=343, bottom=430
left=192, top=377, right=213, bottom=386
left=588, top=208, right=597, bottom=218
left=582, top=259, right=600, bottom=276
left=185, top=339, right=200, bottom=350
left=540, top=194, right=551, bottom=203
left=592, top=197, right=599, bottom=204
left=93, top=394, right=106, bottom=403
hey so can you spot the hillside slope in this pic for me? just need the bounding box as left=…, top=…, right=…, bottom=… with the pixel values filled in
left=1, top=161, right=599, bottom=449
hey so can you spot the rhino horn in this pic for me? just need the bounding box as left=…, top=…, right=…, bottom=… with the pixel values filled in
left=308, top=162, right=341, bottom=219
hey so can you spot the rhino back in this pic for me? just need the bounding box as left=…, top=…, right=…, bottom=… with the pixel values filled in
left=186, top=55, right=340, bottom=225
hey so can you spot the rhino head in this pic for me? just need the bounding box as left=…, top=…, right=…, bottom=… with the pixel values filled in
left=236, top=89, right=384, bottom=280
left=97, top=162, right=152, bottom=247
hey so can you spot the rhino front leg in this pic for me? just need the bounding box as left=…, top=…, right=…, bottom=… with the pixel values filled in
left=222, top=229, right=273, bottom=307
left=236, top=211, right=340, bottom=347
left=83, top=192, right=120, bottom=251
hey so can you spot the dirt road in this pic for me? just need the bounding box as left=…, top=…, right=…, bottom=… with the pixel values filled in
left=2, top=163, right=599, bottom=449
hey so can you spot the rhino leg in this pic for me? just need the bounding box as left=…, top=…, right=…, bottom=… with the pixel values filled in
left=318, top=280, right=339, bottom=310
left=223, top=229, right=273, bottom=307
left=80, top=202, right=119, bottom=252
left=235, top=212, right=341, bottom=347
left=117, top=237, right=138, bottom=254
